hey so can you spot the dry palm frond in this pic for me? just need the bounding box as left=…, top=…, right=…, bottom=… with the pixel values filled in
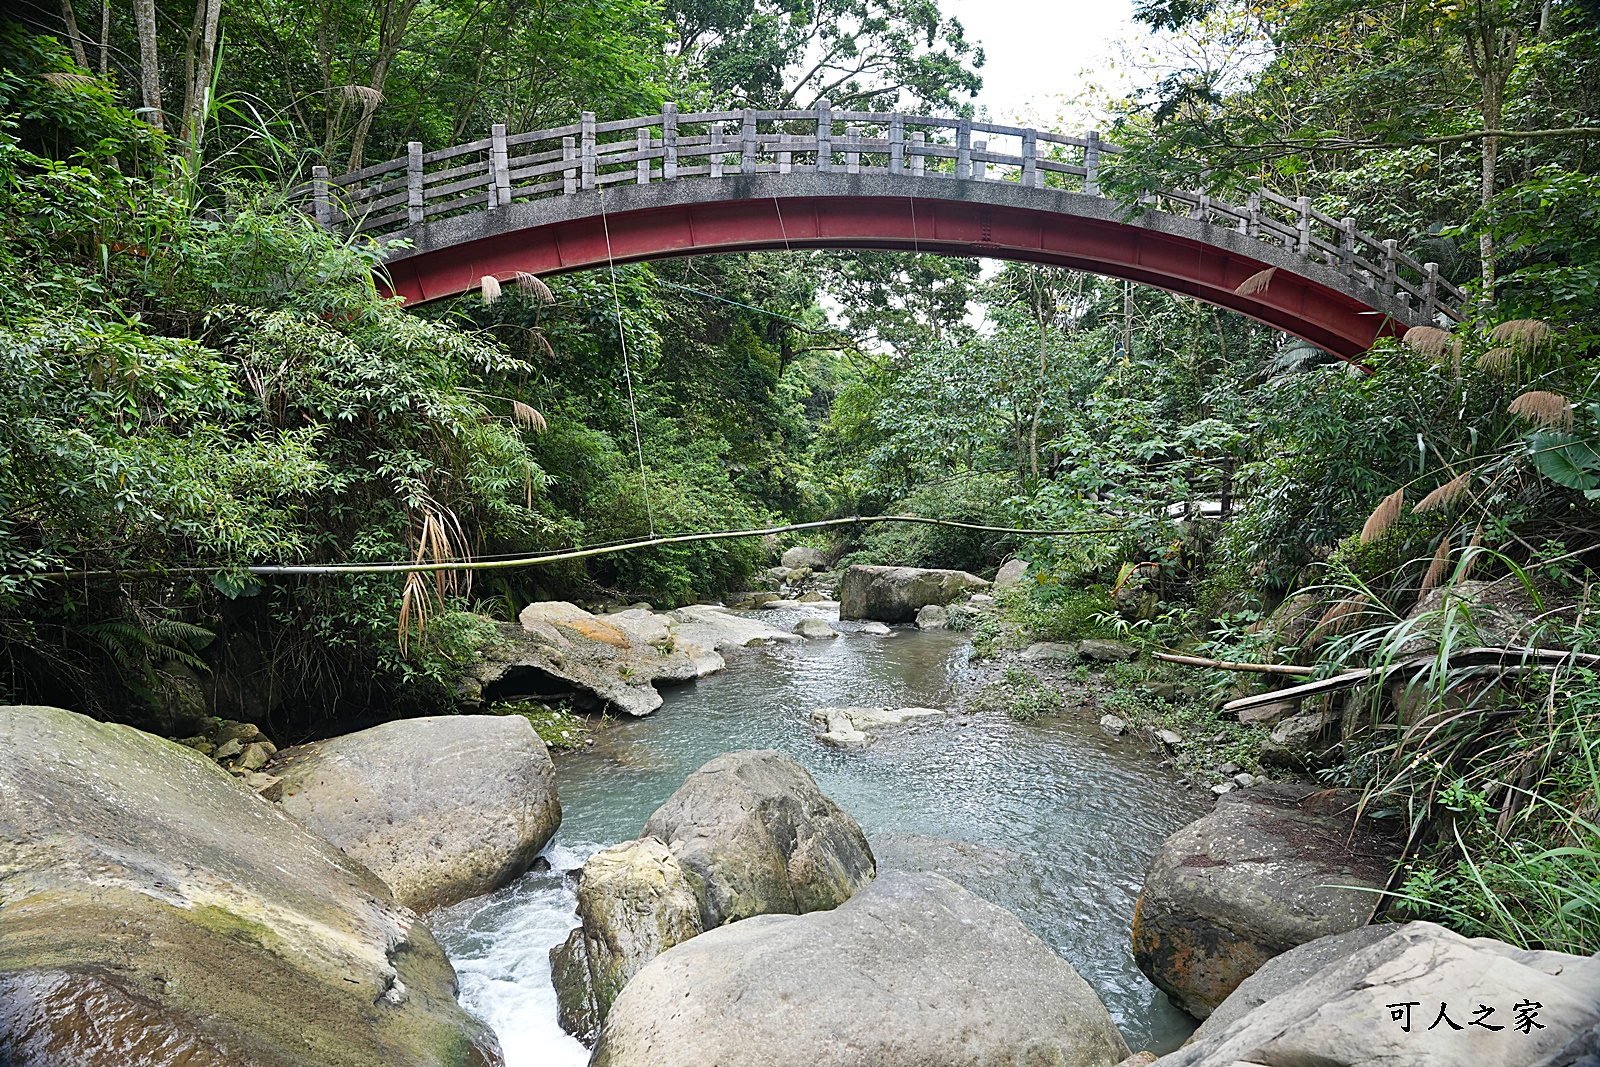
left=1488, top=318, right=1551, bottom=354
left=1308, top=594, right=1371, bottom=645
left=38, top=71, right=97, bottom=87
left=481, top=275, right=503, bottom=304
left=1420, top=533, right=1454, bottom=596
left=513, top=400, right=548, bottom=432
left=398, top=571, right=431, bottom=656
left=1414, top=471, right=1472, bottom=514
left=1477, top=346, right=1516, bottom=375
left=1402, top=325, right=1460, bottom=363
left=1360, top=487, right=1405, bottom=543
left=1235, top=267, right=1276, bottom=295
left=1507, top=390, right=1573, bottom=429
left=515, top=271, right=555, bottom=303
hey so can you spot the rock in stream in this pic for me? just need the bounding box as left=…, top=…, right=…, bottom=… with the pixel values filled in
left=0, top=704, right=501, bottom=1067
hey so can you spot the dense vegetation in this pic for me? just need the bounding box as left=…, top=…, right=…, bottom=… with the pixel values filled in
left=4, top=0, right=1598, bottom=951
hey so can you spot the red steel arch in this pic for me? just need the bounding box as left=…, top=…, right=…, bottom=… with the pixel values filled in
left=381, top=190, right=1407, bottom=359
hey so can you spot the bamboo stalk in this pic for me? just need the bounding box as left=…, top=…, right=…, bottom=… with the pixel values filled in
left=1153, top=652, right=1315, bottom=676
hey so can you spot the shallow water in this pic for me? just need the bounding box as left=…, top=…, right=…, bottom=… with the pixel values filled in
left=430, top=603, right=1210, bottom=1064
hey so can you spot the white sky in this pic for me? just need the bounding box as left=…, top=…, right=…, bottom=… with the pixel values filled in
left=941, top=0, right=1141, bottom=130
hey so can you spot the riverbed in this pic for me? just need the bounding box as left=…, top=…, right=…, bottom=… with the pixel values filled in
left=430, top=602, right=1210, bottom=1064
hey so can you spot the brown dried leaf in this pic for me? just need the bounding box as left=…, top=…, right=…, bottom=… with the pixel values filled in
left=1308, top=594, right=1371, bottom=645
left=1360, top=487, right=1405, bottom=543
left=1508, top=390, right=1573, bottom=429
left=1235, top=267, right=1276, bottom=296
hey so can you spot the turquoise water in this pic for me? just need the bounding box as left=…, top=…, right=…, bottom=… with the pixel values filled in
left=430, top=603, right=1208, bottom=1064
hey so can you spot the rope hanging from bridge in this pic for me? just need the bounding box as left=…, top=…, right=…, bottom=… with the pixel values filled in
left=598, top=184, right=658, bottom=537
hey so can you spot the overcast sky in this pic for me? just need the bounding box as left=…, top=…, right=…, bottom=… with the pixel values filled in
left=941, top=0, right=1141, bottom=128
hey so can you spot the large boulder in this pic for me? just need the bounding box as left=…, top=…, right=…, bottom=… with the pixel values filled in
left=460, top=603, right=747, bottom=717
left=839, top=564, right=989, bottom=623
left=641, top=750, right=876, bottom=928
left=667, top=603, right=800, bottom=652
left=550, top=838, right=703, bottom=1044
left=1154, top=921, right=1600, bottom=1067
left=1131, top=783, right=1402, bottom=1019
left=0, top=705, right=500, bottom=1067
left=274, top=714, right=560, bottom=912
left=994, top=557, right=1030, bottom=590
left=781, top=545, right=827, bottom=569
left=591, top=870, right=1131, bottom=1067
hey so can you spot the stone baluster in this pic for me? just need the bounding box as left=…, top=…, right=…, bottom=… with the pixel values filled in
left=312, top=165, right=332, bottom=225
left=562, top=136, right=576, bottom=194
left=910, top=130, right=925, bottom=176
left=662, top=102, right=678, bottom=180
left=846, top=125, right=860, bottom=174
left=1084, top=131, right=1100, bottom=196
left=1296, top=196, right=1312, bottom=254
left=956, top=120, right=971, bottom=179
left=741, top=108, right=756, bottom=175
left=491, top=124, right=510, bottom=208
left=406, top=143, right=424, bottom=226
left=889, top=115, right=904, bottom=174
left=1022, top=131, right=1037, bottom=188
left=581, top=112, right=596, bottom=191
left=816, top=99, right=832, bottom=172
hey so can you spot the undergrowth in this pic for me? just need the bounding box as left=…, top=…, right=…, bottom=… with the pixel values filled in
left=489, top=700, right=592, bottom=751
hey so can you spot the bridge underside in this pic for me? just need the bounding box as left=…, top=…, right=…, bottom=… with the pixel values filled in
left=379, top=181, right=1411, bottom=359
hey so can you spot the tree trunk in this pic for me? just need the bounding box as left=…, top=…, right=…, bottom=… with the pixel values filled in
left=99, top=0, right=110, bottom=74
left=60, top=0, right=90, bottom=69
left=1479, top=80, right=1502, bottom=304
left=132, top=0, right=163, bottom=129
left=181, top=0, right=223, bottom=162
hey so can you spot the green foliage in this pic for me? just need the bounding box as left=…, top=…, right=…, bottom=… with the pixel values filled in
left=490, top=700, right=591, bottom=751
left=970, top=664, right=1066, bottom=723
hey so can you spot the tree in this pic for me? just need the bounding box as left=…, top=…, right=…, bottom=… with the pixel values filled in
left=666, top=0, right=984, bottom=111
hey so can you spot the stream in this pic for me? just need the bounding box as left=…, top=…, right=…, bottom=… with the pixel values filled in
left=430, top=602, right=1210, bottom=1064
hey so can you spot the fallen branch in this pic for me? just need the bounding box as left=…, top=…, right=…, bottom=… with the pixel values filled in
left=1221, top=646, right=1600, bottom=714
left=1153, top=652, right=1314, bottom=676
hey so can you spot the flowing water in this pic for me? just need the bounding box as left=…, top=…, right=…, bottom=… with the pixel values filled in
left=430, top=603, right=1210, bottom=1065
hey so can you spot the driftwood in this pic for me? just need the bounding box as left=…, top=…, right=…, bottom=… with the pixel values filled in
left=1152, top=652, right=1315, bottom=676
left=1220, top=646, right=1600, bottom=715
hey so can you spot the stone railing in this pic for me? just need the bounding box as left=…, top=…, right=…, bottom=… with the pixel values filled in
left=299, top=103, right=1468, bottom=323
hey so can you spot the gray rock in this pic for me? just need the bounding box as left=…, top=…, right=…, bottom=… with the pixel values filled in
left=1218, top=762, right=1241, bottom=776
left=214, top=737, right=243, bottom=759
left=276, top=714, right=560, bottom=911
left=1131, top=784, right=1403, bottom=1019
left=1155, top=921, right=1600, bottom=1067
left=1190, top=924, right=1399, bottom=1042
left=781, top=545, right=827, bottom=569
left=667, top=605, right=801, bottom=652
left=1399, top=578, right=1566, bottom=655
left=592, top=871, right=1131, bottom=1067
left=1210, top=782, right=1235, bottom=796
left=967, top=593, right=998, bottom=608
left=0, top=705, right=500, bottom=1067
left=994, top=557, right=1030, bottom=590
left=838, top=564, right=990, bottom=623
left=1270, top=709, right=1327, bottom=751
left=793, top=618, right=839, bottom=639
left=550, top=838, right=703, bottom=1045
left=858, top=621, right=892, bottom=635
left=1080, top=638, right=1137, bottom=662
left=810, top=706, right=945, bottom=749
left=1231, top=772, right=1255, bottom=788
left=1235, top=694, right=1303, bottom=726
left=1155, top=729, right=1185, bottom=748
left=1100, top=714, right=1128, bottom=736
left=797, top=591, right=828, bottom=603
left=236, top=740, right=272, bottom=771
left=915, top=603, right=949, bottom=630
left=1022, top=640, right=1079, bottom=663
left=640, top=750, right=875, bottom=929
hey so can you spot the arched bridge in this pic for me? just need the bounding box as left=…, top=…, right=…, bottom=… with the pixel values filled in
left=306, top=104, right=1467, bottom=359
